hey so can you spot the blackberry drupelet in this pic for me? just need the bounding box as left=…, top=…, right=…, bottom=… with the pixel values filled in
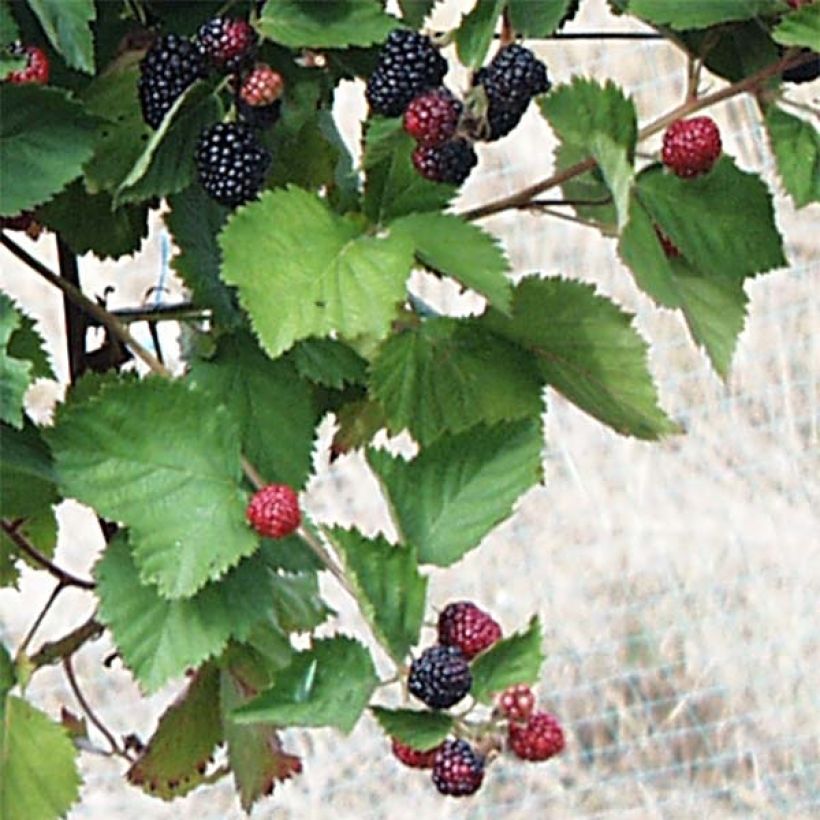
left=412, top=138, right=477, bottom=185
left=195, top=122, right=271, bottom=207
left=408, top=645, right=472, bottom=709
left=138, top=33, right=207, bottom=128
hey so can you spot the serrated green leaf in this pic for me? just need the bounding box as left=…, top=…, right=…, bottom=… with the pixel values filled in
left=165, top=185, right=241, bottom=328
left=258, top=534, right=323, bottom=574
left=369, top=318, right=543, bottom=446
left=774, top=3, right=820, bottom=50
left=0, top=295, right=32, bottom=428
left=628, top=0, right=781, bottom=29
left=0, top=421, right=58, bottom=517
left=6, top=311, right=53, bottom=382
left=48, top=377, right=258, bottom=599
left=456, top=0, right=506, bottom=69
left=38, top=181, right=149, bottom=261
left=363, top=118, right=456, bottom=224
left=0, top=695, right=81, bottom=820
left=0, top=1, right=20, bottom=44
left=398, top=0, right=438, bottom=28
left=327, top=528, right=427, bottom=663
left=287, top=338, right=368, bottom=390
left=635, top=158, right=786, bottom=281
left=765, top=105, right=820, bottom=208
left=220, top=667, right=302, bottom=812
left=485, top=277, right=680, bottom=438
left=508, top=0, right=575, bottom=37
left=389, top=212, right=513, bottom=311
left=368, top=419, right=543, bottom=566
left=677, top=24, right=780, bottom=82
left=190, top=333, right=317, bottom=490
left=554, top=143, right=618, bottom=227
left=127, top=665, right=222, bottom=800
left=114, top=81, right=222, bottom=208
left=0, top=84, right=99, bottom=217
left=268, top=572, right=331, bottom=633
left=333, top=398, right=387, bottom=455
left=233, top=636, right=378, bottom=733
left=27, top=0, right=95, bottom=73
left=370, top=707, right=452, bottom=750
left=470, top=616, right=544, bottom=703
left=219, top=186, right=414, bottom=359
left=258, top=0, right=396, bottom=48
left=95, top=536, right=276, bottom=693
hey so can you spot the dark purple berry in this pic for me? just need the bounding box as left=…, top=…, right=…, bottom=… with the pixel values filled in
left=431, top=739, right=485, bottom=796
left=412, top=138, right=477, bottom=185
left=408, top=645, right=472, bottom=709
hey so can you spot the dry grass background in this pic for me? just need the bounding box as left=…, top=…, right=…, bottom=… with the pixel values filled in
left=1, top=0, right=818, bottom=817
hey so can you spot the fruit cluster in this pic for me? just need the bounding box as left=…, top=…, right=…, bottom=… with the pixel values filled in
left=390, top=601, right=565, bottom=797
left=136, top=17, right=284, bottom=207
left=365, top=30, right=551, bottom=185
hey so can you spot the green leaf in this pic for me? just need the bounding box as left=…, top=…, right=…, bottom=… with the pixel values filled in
left=764, top=105, right=820, bottom=209
left=38, top=181, right=149, bottom=261
left=288, top=338, right=368, bottom=390
left=370, top=707, right=452, bottom=750
left=485, top=277, right=680, bottom=438
left=368, top=419, right=544, bottom=566
left=0, top=1, right=20, bottom=44
left=369, top=318, right=543, bottom=446
left=0, top=508, right=58, bottom=589
left=456, top=0, right=506, bottom=69
left=220, top=667, right=302, bottom=812
left=554, top=142, right=618, bottom=228
left=95, top=536, right=276, bottom=693
left=127, top=665, right=222, bottom=800
left=389, top=212, right=512, bottom=311
left=0, top=644, right=13, bottom=699
left=398, top=0, right=438, bottom=28
left=332, top=398, right=387, bottom=455
left=676, top=24, right=780, bottom=83
left=27, top=0, right=95, bottom=73
left=507, top=0, right=574, bottom=36
left=114, top=82, right=222, bottom=208
left=47, top=377, right=258, bottom=599
left=190, top=333, right=317, bottom=490
left=165, top=185, right=241, bottom=329
left=267, top=571, right=331, bottom=633
left=6, top=311, right=53, bottom=381
left=628, top=0, right=781, bottom=29
left=470, top=616, right=544, bottom=703
left=0, top=695, right=81, bottom=820
left=0, top=294, right=32, bottom=428
left=258, top=0, right=396, bottom=48
left=258, top=534, right=323, bottom=574
left=0, top=84, right=99, bottom=217
left=540, top=78, right=637, bottom=227
left=363, top=118, right=456, bottom=225
left=326, top=528, right=427, bottom=663
left=635, top=158, right=786, bottom=281
left=219, top=186, right=414, bottom=359
left=0, top=421, right=58, bottom=518
left=773, top=3, right=820, bottom=50
left=233, top=636, right=378, bottom=733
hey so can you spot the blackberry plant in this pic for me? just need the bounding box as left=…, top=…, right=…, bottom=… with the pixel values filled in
left=0, top=0, right=817, bottom=815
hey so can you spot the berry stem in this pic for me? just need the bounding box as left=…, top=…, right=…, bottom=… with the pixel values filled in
left=460, top=50, right=808, bottom=222
left=298, top=520, right=357, bottom=599
left=16, top=581, right=66, bottom=660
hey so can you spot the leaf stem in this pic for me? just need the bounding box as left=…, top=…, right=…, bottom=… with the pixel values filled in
left=1, top=519, right=96, bottom=590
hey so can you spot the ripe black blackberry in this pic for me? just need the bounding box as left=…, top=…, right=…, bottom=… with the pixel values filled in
left=412, top=138, right=477, bottom=185
left=366, top=29, right=447, bottom=117
left=138, top=34, right=207, bottom=128
left=431, top=739, right=485, bottom=797
left=196, top=16, right=257, bottom=72
left=782, top=49, right=820, bottom=84
left=408, top=645, right=472, bottom=709
left=237, top=98, right=282, bottom=130
left=195, top=122, right=271, bottom=207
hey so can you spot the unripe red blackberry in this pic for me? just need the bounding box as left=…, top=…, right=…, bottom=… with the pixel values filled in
left=365, top=29, right=447, bottom=117
left=437, top=601, right=502, bottom=659
left=138, top=34, right=207, bottom=128
left=412, top=138, right=477, bottom=185
left=245, top=483, right=301, bottom=538
left=5, top=44, right=50, bottom=85
left=391, top=738, right=441, bottom=769
left=408, top=645, right=472, bottom=709
left=403, top=87, right=462, bottom=146
left=497, top=684, right=536, bottom=722
left=508, top=711, right=565, bottom=761
left=240, top=64, right=284, bottom=107
left=195, top=122, right=271, bottom=207
left=196, top=16, right=257, bottom=72
left=661, top=116, right=722, bottom=178
left=431, top=739, right=485, bottom=797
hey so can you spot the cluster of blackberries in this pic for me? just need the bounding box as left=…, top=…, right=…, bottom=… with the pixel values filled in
left=365, top=30, right=550, bottom=185
left=137, top=17, right=284, bottom=207
left=390, top=601, right=565, bottom=797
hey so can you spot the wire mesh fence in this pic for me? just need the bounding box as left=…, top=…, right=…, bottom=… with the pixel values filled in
left=1, top=0, right=818, bottom=816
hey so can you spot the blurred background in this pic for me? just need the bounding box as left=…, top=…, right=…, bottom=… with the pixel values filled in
left=1, top=0, right=818, bottom=816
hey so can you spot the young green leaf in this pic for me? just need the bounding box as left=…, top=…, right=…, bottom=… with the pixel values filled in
left=369, top=318, right=543, bottom=446
left=127, top=665, right=223, bottom=800
left=0, top=695, right=82, bottom=820
left=456, top=0, right=506, bottom=69
left=0, top=84, right=99, bottom=217
left=764, top=105, right=820, bottom=209
left=232, top=637, right=379, bottom=733
left=27, top=0, right=95, bottom=74
left=485, top=277, right=680, bottom=438
left=258, top=0, right=396, bottom=48
left=470, top=616, right=544, bottom=703
left=48, top=377, right=258, bottom=599
left=389, top=212, right=513, bottom=311
left=628, top=0, right=782, bottom=29
left=219, top=186, right=414, bottom=359
left=773, top=3, right=820, bottom=51
left=371, top=707, right=453, bottom=750
left=326, top=527, right=427, bottom=663
left=367, top=419, right=544, bottom=566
